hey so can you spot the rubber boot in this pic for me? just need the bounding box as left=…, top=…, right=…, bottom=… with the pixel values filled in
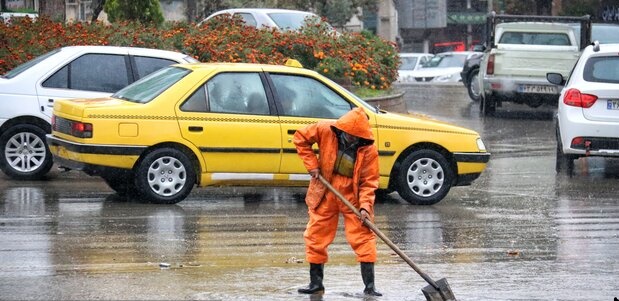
left=298, top=263, right=325, bottom=294
left=361, top=262, right=382, bottom=296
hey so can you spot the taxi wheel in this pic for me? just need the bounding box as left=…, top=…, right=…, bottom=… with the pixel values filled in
left=135, top=148, right=196, bottom=204
left=0, top=124, right=53, bottom=180
left=396, top=149, right=453, bottom=205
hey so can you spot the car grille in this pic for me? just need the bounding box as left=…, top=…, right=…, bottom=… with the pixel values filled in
left=415, top=77, right=434, bottom=82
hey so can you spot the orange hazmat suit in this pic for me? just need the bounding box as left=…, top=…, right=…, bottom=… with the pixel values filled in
left=294, top=107, right=380, bottom=263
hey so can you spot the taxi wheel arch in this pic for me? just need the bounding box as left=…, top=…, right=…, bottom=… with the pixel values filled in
left=0, top=122, right=53, bottom=180
left=134, top=145, right=198, bottom=204
left=392, top=146, right=456, bottom=205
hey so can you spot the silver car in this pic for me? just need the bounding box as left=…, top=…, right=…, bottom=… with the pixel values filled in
left=200, top=8, right=326, bottom=31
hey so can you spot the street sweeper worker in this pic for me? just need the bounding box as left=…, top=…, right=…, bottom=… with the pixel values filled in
left=293, top=107, right=381, bottom=296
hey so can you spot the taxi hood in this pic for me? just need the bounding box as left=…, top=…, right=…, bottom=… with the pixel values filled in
left=375, top=110, right=480, bottom=136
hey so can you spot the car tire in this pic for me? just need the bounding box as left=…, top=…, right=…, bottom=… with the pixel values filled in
left=135, top=148, right=196, bottom=204
left=555, top=128, right=575, bottom=174
left=467, top=69, right=481, bottom=102
left=101, top=171, right=137, bottom=196
left=480, top=94, right=496, bottom=116
left=395, top=149, right=454, bottom=205
left=0, top=124, right=53, bottom=180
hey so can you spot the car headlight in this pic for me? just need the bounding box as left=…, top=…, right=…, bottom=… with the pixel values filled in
left=433, top=73, right=456, bottom=82
left=476, top=138, right=486, bottom=152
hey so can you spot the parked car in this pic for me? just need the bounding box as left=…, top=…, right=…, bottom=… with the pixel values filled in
left=547, top=42, right=619, bottom=174
left=0, top=46, right=198, bottom=180
left=404, top=51, right=479, bottom=83
left=0, top=12, right=38, bottom=24
left=460, top=52, right=484, bottom=101
left=199, top=8, right=329, bottom=32
left=47, top=60, right=490, bottom=205
left=397, top=52, right=434, bottom=83
left=463, top=22, right=619, bottom=102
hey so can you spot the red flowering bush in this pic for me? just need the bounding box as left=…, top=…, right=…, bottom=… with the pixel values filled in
left=0, top=16, right=399, bottom=89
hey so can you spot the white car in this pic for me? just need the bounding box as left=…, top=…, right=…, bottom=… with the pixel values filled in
left=0, top=45, right=198, bottom=180
left=404, top=52, right=477, bottom=83
left=397, top=53, right=434, bottom=83
left=199, top=8, right=327, bottom=31
left=547, top=42, right=619, bottom=173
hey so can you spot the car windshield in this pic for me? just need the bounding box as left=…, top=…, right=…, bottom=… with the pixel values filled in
left=113, top=66, right=190, bottom=103
left=2, top=48, right=60, bottom=79
left=424, top=54, right=466, bottom=68
left=268, top=12, right=317, bottom=30
left=400, top=57, right=419, bottom=70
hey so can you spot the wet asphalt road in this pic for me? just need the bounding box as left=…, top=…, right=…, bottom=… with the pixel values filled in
left=1, top=83, right=618, bottom=301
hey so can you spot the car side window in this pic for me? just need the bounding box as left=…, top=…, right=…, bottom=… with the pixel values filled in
left=42, top=53, right=129, bottom=93
left=134, top=56, right=178, bottom=79
left=205, top=72, right=269, bottom=115
left=180, top=85, right=208, bottom=112
left=236, top=13, right=257, bottom=27
left=270, top=74, right=352, bottom=119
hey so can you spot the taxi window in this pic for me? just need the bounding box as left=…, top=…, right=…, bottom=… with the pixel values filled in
left=205, top=72, right=269, bottom=115
left=270, top=74, right=352, bottom=119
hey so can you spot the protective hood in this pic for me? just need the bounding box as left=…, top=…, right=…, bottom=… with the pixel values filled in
left=332, top=107, right=374, bottom=142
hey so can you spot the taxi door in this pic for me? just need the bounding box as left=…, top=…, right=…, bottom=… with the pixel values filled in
left=267, top=73, right=354, bottom=175
left=177, top=72, right=281, bottom=176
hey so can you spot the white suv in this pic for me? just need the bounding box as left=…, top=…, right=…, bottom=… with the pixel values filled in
left=547, top=42, right=619, bottom=173
left=0, top=46, right=197, bottom=180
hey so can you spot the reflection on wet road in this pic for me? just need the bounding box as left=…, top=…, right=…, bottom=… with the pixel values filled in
left=1, top=84, right=618, bottom=300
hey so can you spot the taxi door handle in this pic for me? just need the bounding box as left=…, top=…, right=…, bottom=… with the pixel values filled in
left=287, top=129, right=296, bottom=135
left=188, top=126, right=203, bottom=132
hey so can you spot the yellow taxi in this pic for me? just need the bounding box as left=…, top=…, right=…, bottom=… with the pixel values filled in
left=47, top=60, right=490, bottom=205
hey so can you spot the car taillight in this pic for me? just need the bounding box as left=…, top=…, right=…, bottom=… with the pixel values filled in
left=51, top=115, right=56, bottom=131
left=563, top=88, right=597, bottom=108
left=571, top=137, right=584, bottom=147
left=487, top=54, right=495, bottom=75
left=71, top=121, right=93, bottom=138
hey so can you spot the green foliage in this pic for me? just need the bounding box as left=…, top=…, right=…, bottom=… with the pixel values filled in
left=0, top=15, right=398, bottom=90
left=104, top=0, right=164, bottom=25
left=560, top=0, right=598, bottom=17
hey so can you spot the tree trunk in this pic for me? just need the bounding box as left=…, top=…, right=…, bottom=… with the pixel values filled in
left=186, top=0, right=196, bottom=22
left=1, top=0, right=7, bottom=11
left=39, top=0, right=66, bottom=22
left=91, top=0, right=105, bottom=22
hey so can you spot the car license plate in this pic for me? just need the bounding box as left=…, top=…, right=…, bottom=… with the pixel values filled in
left=518, top=85, right=557, bottom=94
left=608, top=99, right=619, bottom=110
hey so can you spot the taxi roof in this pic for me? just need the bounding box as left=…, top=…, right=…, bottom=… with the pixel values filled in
left=174, top=59, right=313, bottom=75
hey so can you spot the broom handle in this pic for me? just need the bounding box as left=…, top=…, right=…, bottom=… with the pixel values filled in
left=318, top=175, right=440, bottom=290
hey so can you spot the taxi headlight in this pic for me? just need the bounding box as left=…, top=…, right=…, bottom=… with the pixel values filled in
left=476, top=138, right=486, bottom=151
